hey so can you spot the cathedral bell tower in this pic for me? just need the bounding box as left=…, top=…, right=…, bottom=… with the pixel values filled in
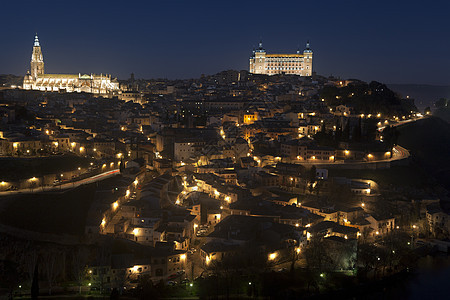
left=30, top=34, right=44, bottom=80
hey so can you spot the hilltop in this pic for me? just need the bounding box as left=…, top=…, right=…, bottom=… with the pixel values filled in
left=320, top=81, right=417, bottom=115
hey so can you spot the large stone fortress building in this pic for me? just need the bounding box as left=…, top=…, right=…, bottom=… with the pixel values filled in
left=23, top=34, right=120, bottom=96
left=249, top=41, right=313, bottom=76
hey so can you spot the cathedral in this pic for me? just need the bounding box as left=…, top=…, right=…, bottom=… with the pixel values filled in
left=23, top=34, right=120, bottom=96
left=249, top=41, right=313, bottom=76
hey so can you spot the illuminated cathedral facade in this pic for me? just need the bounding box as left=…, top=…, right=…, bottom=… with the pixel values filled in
left=23, top=34, right=120, bottom=96
left=249, top=41, right=313, bottom=76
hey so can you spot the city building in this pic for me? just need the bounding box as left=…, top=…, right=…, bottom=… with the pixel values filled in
left=249, top=41, right=313, bottom=76
left=22, top=34, right=120, bottom=96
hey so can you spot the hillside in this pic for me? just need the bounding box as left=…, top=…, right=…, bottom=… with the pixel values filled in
left=320, top=81, right=417, bottom=115
left=396, top=117, right=450, bottom=191
left=0, top=74, right=23, bottom=87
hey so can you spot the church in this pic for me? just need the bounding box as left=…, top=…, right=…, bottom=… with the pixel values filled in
left=23, top=34, right=120, bottom=96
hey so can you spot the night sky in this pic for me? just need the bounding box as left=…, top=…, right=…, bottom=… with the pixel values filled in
left=1, top=0, right=449, bottom=84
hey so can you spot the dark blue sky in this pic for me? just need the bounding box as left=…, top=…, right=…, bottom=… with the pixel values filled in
left=1, top=0, right=449, bottom=84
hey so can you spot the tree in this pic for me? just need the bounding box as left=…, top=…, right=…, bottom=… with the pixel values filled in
left=42, top=249, right=61, bottom=295
left=94, top=245, right=111, bottom=294
left=110, top=288, right=120, bottom=300
left=435, top=98, right=448, bottom=108
left=308, top=166, right=316, bottom=194
left=72, top=247, right=89, bottom=294
left=289, top=246, right=301, bottom=273
left=326, top=240, right=356, bottom=271
left=0, top=260, right=21, bottom=300
left=357, top=242, right=378, bottom=279
left=352, top=117, right=362, bottom=142
left=31, top=263, right=39, bottom=300
left=137, top=274, right=159, bottom=300
left=382, top=125, right=399, bottom=149
left=23, top=246, right=39, bottom=287
left=342, top=121, right=350, bottom=141
left=304, top=235, right=332, bottom=273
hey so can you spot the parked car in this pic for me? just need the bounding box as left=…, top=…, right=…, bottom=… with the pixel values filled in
left=166, top=281, right=176, bottom=286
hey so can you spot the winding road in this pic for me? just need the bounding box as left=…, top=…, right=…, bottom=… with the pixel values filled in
left=0, top=169, right=120, bottom=196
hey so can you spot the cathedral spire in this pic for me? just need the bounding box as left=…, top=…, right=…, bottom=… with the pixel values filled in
left=34, top=33, right=40, bottom=47
left=31, top=33, right=44, bottom=79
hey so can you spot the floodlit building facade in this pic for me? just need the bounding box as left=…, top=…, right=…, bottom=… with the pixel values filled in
left=23, top=34, right=120, bottom=96
left=249, top=41, right=313, bottom=76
